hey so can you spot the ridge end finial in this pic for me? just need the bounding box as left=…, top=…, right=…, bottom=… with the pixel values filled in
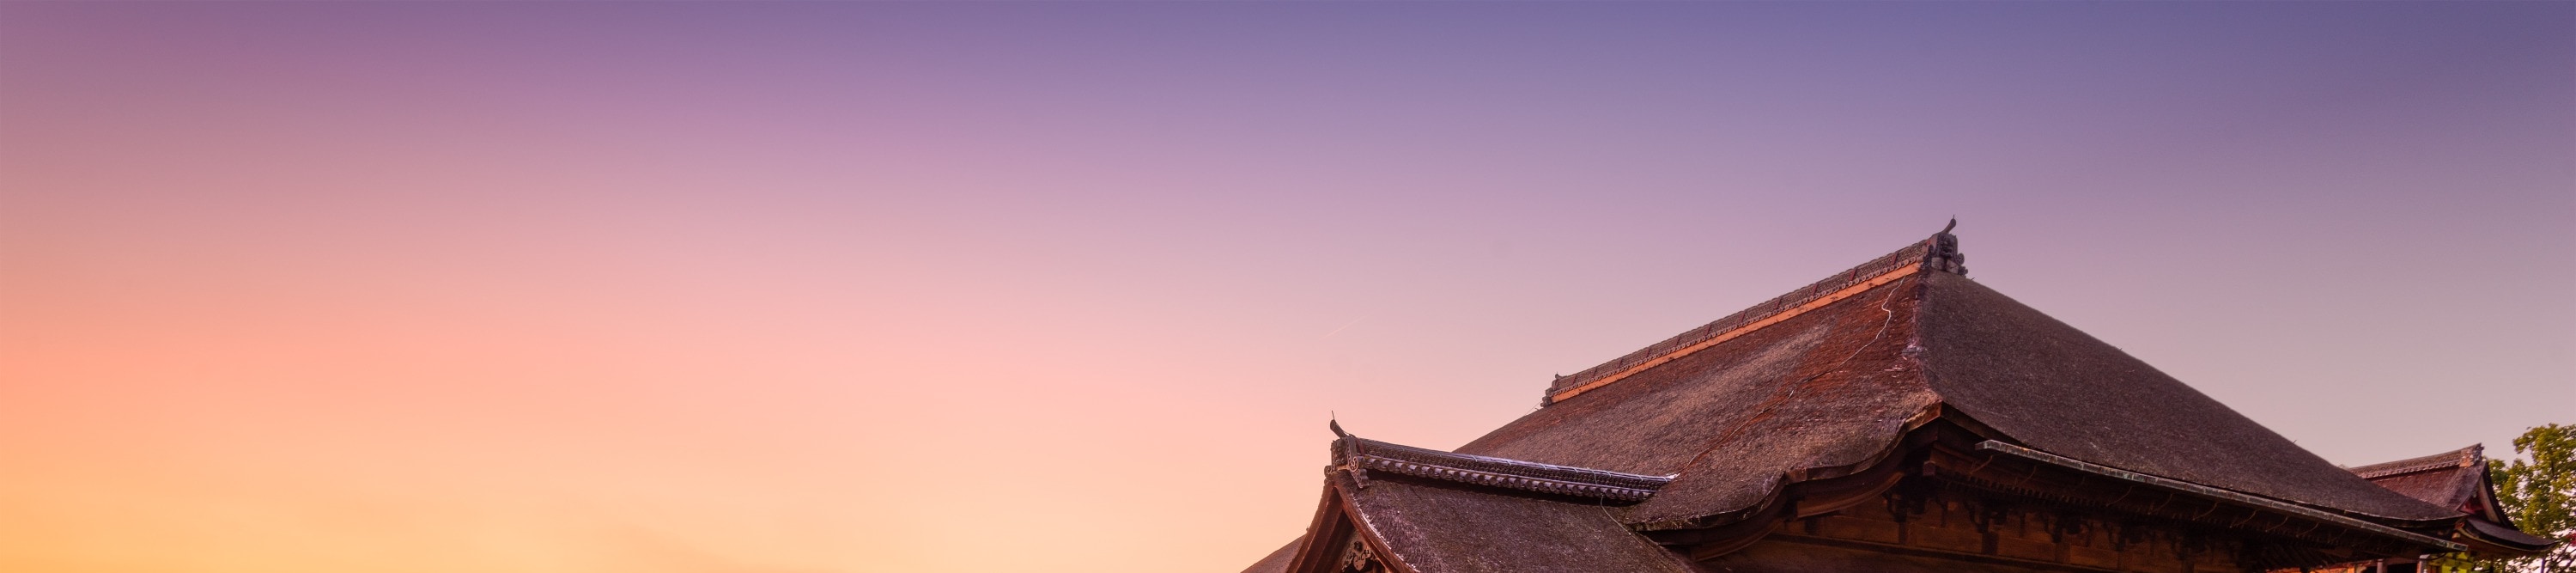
left=1928, top=219, right=1967, bottom=276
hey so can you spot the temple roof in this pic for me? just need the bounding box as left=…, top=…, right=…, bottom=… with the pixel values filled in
left=1248, top=226, right=2528, bottom=572
left=1324, top=472, right=1702, bottom=573
left=1455, top=229, right=2460, bottom=526
left=2348, top=445, right=2489, bottom=514
left=1242, top=448, right=1697, bottom=573
left=2465, top=518, right=2561, bottom=552
left=1331, top=421, right=1673, bottom=503
left=1241, top=539, right=1299, bottom=573
left=2348, top=445, right=2562, bottom=553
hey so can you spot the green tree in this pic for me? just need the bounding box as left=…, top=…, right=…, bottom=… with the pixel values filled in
left=2484, top=424, right=2574, bottom=573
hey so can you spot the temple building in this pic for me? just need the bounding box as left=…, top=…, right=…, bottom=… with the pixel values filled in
left=1242, top=227, right=2558, bottom=573
left=2313, top=446, right=2560, bottom=573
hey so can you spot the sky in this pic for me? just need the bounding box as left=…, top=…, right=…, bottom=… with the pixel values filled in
left=1, top=3, right=2570, bottom=572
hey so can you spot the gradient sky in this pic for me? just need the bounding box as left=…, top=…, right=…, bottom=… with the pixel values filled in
left=3, top=3, right=2571, bottom=573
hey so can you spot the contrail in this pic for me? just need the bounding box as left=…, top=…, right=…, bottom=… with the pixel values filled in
left=1322, top=317, right=1361, bottom=339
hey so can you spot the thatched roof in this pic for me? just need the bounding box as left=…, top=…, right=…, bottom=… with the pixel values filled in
left=1248, top=227, right=2535, bottom=572
left=1461, top=231, right=2454, bottom=527
left=2349, top=445, right=2561, bottom=553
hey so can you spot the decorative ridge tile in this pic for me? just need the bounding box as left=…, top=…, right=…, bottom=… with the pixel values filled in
left=1328, top=421, right=1673, bottom=503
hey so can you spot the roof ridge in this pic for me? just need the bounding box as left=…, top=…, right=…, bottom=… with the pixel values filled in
left=1329, top=424, right=1673, bottom=503
left=1542, top=228, right=1965, bottom=404
left=2347, top=444, right=2483, bottom=479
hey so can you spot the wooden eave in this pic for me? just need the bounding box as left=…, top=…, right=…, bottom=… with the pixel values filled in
left=1644, top=416, right=2462, bottom=569
left=1970, top=441, right=2464, bottom=553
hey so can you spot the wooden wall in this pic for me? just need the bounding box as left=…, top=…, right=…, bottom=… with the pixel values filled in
left=1748, top=485, right=2248, bottom=573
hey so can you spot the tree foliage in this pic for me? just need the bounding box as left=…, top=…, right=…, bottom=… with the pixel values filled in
left=2482, top=424, right=2574, bottom=573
